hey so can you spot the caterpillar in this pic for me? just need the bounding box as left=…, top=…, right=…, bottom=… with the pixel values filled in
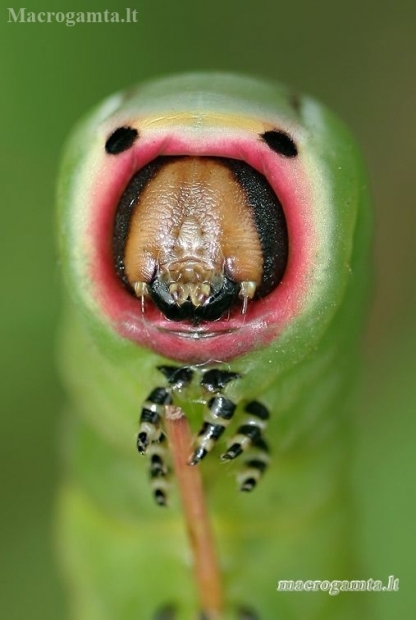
left=57, top=72, right=371, bottom=620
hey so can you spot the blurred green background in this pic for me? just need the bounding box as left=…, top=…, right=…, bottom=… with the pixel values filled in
left=1, top=1, right=415, bottom=618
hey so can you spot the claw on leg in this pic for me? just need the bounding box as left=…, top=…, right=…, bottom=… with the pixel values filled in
left=221, top=424, right=262, bottom=461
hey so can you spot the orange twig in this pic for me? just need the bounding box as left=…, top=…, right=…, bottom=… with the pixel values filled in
left=165, top=405, right=224, bottom=619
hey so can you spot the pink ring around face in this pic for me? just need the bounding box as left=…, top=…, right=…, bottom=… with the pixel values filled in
left=85, top=123, right=314, bottom=363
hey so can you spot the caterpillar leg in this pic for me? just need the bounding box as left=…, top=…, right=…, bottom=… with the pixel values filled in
left=137, top=368, right=269, bottom=498
left=137, top=387, right=172, bottom=453
left=190, top=369, right=240, bottom=465
left=221, top=401, right=269, bottom=461
left=148, top=434, right=170, bottom=507
left=221, top=401, right=270, bottom=492
left=137, top=367, right=194, bottom=454
left=237, top=439, right=270, bottom=492
left=138, top=366, right=194, bottom=505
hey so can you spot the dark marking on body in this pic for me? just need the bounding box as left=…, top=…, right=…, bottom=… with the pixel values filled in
left=262, top=129, right=298, bottom=157
left=105, top=126, right=138, bottom=154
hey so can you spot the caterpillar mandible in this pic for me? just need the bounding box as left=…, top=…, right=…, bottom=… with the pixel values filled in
left=57, top=73, right=371, bottom=620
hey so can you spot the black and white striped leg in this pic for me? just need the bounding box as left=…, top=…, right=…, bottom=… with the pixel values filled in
left=190, top=396, right=236, bottom=464
left=190, top=369, right=240, bottom=465
left=148, top=434, right=170, bottom=507
left=220, top=400, right=270, bottom=492
left=138, top=366, right=193, bottom=505
left=221, top=401, right=269, bottom=461
left=138, top=366, right=193, bottom=457
left=137, top=387, right=172, bottom=454
left=237, top=437, right=270, bottom=492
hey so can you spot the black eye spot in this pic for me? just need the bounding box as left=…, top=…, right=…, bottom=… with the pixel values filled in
left=105, top=126, right=138, bottom=155
left=261, top=130, right=298, bottom=157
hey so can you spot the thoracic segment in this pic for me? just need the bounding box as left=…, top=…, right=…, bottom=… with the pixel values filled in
left=136, top=366, right=271, bottom=504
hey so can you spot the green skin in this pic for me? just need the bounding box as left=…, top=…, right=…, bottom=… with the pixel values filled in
left=56, top=74, right=371, bottom=620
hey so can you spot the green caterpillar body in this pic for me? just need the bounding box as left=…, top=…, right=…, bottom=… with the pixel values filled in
left=57, top=73, right=371, bottom=620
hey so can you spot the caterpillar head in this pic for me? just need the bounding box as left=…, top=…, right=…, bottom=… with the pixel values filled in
left=58, top=73, right=367, bottom=367
left=113, top=154, right=288, bottom=323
